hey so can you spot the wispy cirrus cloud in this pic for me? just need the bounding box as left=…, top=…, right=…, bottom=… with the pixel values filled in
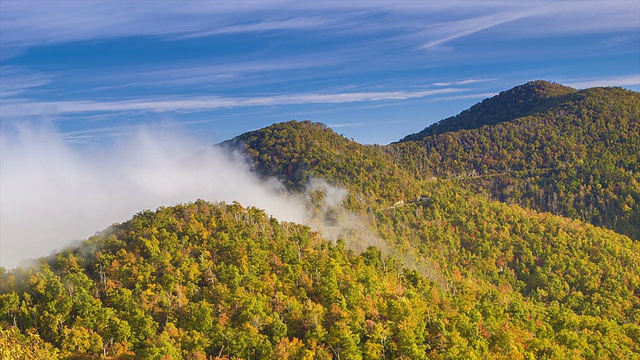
left=172, top=17, right=336, bottom=40
left=527, top=1, right=640, bottom=35
left=431, top=92, right=499, bottom=102
left=0, top=1, right=342, bottom=58
left=2, top=1, right=638, bottom=56
left=419, top=10, right=539, bottom=50
left=410, top=1, right=639, bottom=50
left=91, top=54, right=351, bottom=89
left=432, top=78, right=492, bottom=87
left=1, top=1, right=637, bottom=144
left=326, top=122, right=364, bottom=129
left=0, top=66, right=52, bottom=98
left=0, top=88, right=463, bottom=118
left=563, top=74, right=640, bottom=89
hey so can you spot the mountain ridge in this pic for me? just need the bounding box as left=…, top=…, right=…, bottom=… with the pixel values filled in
left=388, top=83, right=640, bottom=239
left=223, top=82, right=639, bottom=239
left=400, top=80, right=578, bottom=141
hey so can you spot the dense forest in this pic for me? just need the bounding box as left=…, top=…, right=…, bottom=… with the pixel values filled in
left=392, top=81, right=640, bottom=240
left=401, top=81, right=578, bottom=140
left=2, top=200, right=639, bottom=359
left=2, top=81, right=639, bottom=359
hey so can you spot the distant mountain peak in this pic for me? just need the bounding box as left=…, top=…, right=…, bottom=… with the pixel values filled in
left=400, top=80, right=576, bottom=141
left=516, top=80, right=576, bottom=97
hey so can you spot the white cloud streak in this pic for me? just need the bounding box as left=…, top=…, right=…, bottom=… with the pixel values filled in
left=0, top=1, right=333, bottom=53
left=0, top=66, right=52, bottom=98
left=414, top=1, right=639, bottom=51
left=172, top=17, right=335, bottom=39
left=420, top=10, right=537, bottom=50
left=89, top=54, right=350, bottom=89
left=1, top=1, right=638, bottom=56
left=432, top=78, right=492, bottom=87
left=0, top=88, right=462, bottom=117
left=431, top=92, right=499, bottom=102
left=563, top=74, right=640, bottom=89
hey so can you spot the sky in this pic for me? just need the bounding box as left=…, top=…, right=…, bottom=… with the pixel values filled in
left=0, top=1, right=639, bottom=268
left=1, top=0, right=639, bottom=145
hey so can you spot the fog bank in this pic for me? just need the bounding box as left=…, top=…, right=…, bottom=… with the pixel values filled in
left=0, top=123, right=307, bottom=268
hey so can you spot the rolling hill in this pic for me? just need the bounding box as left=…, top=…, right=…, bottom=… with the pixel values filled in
left=401, top=80, right=577, bottom=141
left=391, top=81, right=640, bottom=239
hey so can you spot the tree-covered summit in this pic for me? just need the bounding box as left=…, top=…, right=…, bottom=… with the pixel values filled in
left=222, top=120, right=421, bottom=208
left=401, top=80, right=577, bottom=141
left=390, top=84, right=640, bottom=239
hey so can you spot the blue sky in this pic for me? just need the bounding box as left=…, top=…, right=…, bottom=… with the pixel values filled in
left=1, top=1, right=639, bottom=145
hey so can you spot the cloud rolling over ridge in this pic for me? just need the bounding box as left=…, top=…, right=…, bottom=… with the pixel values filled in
left=0, top=122, right=307, bottom=268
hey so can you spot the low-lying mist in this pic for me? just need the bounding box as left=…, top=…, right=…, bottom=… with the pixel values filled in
left=1, top=122, right=444, bottom=287
left=1, top=122, right=311, bottom=269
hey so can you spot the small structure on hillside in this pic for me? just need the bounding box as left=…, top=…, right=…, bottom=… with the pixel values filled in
left=379, top=194, right=431, bottom=212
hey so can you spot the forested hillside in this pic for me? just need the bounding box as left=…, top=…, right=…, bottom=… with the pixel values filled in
left=392, top=82, right=640, bottom=239
left=401, top=81, right=577, bottom=140
left=2, top=200, right=639, bottom=359
left=2, top=81, right=640, bottom=359
left=222, top=121, right=422, bottom=210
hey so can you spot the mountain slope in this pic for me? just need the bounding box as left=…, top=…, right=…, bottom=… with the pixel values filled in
left=222, top=120, right=422, bottom=209
left=390, top=83, right=640, bottom=239
left=2, top=200, right=639, bottom=359
left=225, top=83, right=640, bottom=239
left=401, top=80, right=577, bottom=141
